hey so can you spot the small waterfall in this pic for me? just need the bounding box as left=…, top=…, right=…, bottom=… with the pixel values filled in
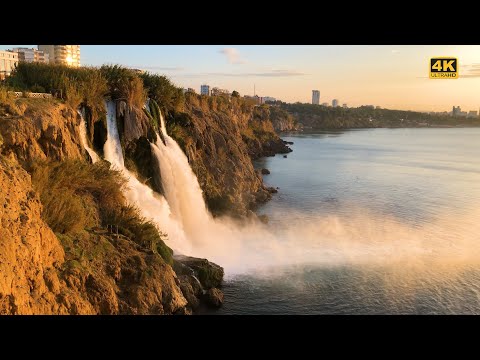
left=78, top=109, right=100, bottom=163
left=104, top=100, right=124, bottom=168
left=102, top=100, right=191, bottom=253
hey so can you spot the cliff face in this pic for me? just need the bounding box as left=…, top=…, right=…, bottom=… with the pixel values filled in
left=0, top=95, right=289, bottom=314
left=0, top=100, right=189, bottom=314
left=166, top=96, right=291, bottom=216
left=0, top=100, right=85, bottom=165
left=0, top=157, right=188, bottom=314
left=0, top=156, right=66, bottom=314
left=268, top=105, right=298, bottom=132
left=0, top=156, right=188, bottom=315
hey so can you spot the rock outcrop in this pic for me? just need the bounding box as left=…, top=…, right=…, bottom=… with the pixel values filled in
left=0, top=156, right=66, bottom=314
left=268, top=105, right=298, bottom=132
left=0, top=100, right=85, bottom=165
left=0, top=155, right=189, bottom=314
left=0, top=94, right=289, bottom=314
left=173, top=255, right=225, bottom=310
left=164, top=96, right=291, bottom=216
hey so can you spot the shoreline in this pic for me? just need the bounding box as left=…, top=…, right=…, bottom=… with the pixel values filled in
left=281, top=124, right=480, bottom=133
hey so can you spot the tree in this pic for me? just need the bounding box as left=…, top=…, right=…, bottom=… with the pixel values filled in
left=231, top=90, right=240, bottom=98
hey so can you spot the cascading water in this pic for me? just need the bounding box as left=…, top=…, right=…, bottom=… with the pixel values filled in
left=104, top=101, right=124, bottom=168
left=102, top=100, right=190, bottom=253
left=152, top=112, right=211, bottom=243
left=78, top=109, right=100, bottom=163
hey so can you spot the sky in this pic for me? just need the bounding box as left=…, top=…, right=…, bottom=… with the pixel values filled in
left=2, top=45, right=479, bottom=112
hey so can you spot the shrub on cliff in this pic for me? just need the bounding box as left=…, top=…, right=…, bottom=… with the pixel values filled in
left=6, top=62, right=108, bottom=117
left=29, top=160, right=172, bottom=263
left=100, top=65, right=146, bottom=108
left=140, top=72, right=184, bottom=113
left=0, top=86, right=21, bottom=115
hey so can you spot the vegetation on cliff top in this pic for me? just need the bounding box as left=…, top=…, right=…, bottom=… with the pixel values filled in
left=1, top=62, right=289, bottom=218
left=29, top=160, right=173, bottom=264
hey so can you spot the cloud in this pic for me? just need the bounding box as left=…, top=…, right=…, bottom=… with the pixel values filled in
left=133, top=66, right=184, bottom=71
left=176, top=70, right=306, bottom=78
left=460, top=63, right=480, bottom=78
left=252, top=69, right=306, bottom=77
left=391, top=49, right=400, bottom=54
left=219, top=48, right=247, bottom=64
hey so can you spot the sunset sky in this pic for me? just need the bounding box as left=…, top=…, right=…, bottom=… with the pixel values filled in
left=2, top=45, right=479, bottom=112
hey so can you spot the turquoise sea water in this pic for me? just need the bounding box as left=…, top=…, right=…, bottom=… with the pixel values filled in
left=209, top=128, right=480, bottom=315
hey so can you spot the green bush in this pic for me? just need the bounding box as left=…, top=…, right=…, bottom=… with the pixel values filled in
left=140, top=72, right=185, bottom=113
left=30, top=160, right=125, bottom=234
left=29, top=159, right=173, bottom=263
left=100, top=65, right=146, bottom=108
left=0, top=85, right=21, bottom=115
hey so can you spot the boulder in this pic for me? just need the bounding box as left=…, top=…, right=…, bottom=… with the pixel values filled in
left=266, top=187, right=278, bottom=194
left=173, top=255, right=224, bottom=289
left=203, top=288, right=224, bottom=308
left=261, top=168, right=270, bottom=175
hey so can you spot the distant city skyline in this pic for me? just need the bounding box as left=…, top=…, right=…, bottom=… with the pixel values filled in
left=1, top=45, right=479, bottom=112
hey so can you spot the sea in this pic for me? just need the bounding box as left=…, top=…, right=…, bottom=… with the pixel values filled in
left=206, top=128, right=480, bottom=314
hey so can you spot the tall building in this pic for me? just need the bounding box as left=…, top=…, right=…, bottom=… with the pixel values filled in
left=332, top=99, right=339, bottom=108
left=38, top=45, right=80, bottom=67
left=312, top=90, right=320, bottom=105
left=452, top=106, right=461, bottom=116
left=0, top=50, right=18, bottom=80
left=13, top=48, right=49, bottom=63
left=200, top=84, right=210, bottom=96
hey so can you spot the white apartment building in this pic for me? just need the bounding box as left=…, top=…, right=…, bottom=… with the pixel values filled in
left=312, top=90, right=320, bottom=105
left=13, top=48, right=49, bottom=63
left=0, top=50, right=19, bottom=80
left=332, top=99, right=339, bottom=108
left=38, top=45, right=80, bottom=67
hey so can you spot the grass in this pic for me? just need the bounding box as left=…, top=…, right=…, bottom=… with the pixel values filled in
left=0, top=86, right=22, bottom=116
left=29, top=159, right=173, bottom=264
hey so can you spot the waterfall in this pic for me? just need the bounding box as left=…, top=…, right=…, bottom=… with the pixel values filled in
left=151, top=112, right=212, bottom=245
left=103, top=100, right=124, bottom=168
left=102, top=100, right=191, bottom=253
left=78, top=109, right=100, bottom=163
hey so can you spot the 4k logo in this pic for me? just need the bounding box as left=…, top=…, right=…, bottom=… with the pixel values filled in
left=430, top=57, right=458, bottom=79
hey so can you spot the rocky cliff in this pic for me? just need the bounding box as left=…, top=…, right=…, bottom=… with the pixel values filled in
left=0, top=99, right=84, bottom=165
left=0, top=155, right=190, bottom=315
left=165, top=96, right=291, bottom=216
left=0, top=101, right=190, bottom=314
left=0, top=95, right=290, bottom=314
left=268, top=105, right=298, bottom=132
